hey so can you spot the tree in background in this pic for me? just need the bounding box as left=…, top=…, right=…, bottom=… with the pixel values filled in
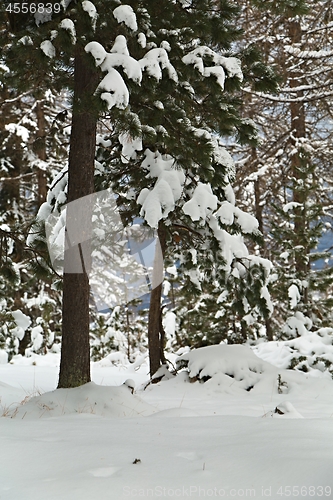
left=232, top=0, right=333, bottom=338
left=0, top=10, right=69, bottom=359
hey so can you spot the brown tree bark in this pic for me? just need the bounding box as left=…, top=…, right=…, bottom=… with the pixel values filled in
left=288, top=20, right=309, bottom=293
left=36, top=100, right=47, bottom=205
left=147, top=222, right=167, bottom=377
left=58, top=45, right=99, bottom=388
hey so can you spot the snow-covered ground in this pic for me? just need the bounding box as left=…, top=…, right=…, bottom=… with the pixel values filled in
left=1, top=346, right=333, bottom=500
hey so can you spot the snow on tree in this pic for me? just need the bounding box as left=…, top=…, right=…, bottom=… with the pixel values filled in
left=231, top=0, right=333, bottom=342
left=0, top=23, right=68, bottom=359
left=1, top=0, right=278, bottom=381
left=90, top=1, right=278, bottom=374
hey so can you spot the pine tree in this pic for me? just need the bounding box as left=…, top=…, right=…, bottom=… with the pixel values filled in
left=94, top=0, right=277, bottom=374
left=1, top=0, right=277, bottom=382
left=0, top=16, right=68, bottom=359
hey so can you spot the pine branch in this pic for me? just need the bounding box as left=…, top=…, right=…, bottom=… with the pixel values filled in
left=0, top=90, right=33, bottom=106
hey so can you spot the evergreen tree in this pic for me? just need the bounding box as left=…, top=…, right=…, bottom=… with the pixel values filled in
left=232, top=0, right=333, bottom=337
left=95, top=1, right=277, bottom=373
left=0, top=20, right=68, bottom=359
left=1, top=0, right=277, bottom=382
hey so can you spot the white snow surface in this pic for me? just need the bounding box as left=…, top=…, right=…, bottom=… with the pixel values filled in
left=1, top=345, right=333, bottom=499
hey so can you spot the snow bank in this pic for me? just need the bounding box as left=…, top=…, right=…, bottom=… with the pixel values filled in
left=176, top=344, right=277, bottom=392
left=254, top=326, right=333, bottom=377
left=11, top=382, right=156, bottom=419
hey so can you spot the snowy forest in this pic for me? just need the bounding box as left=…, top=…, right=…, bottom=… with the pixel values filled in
left=2, top=1, right=333, bottom=498
left=2, top=0, right=333, bottom=384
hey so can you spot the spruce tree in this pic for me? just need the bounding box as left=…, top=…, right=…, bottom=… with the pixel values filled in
left=1, top=1, right=145, bottom=384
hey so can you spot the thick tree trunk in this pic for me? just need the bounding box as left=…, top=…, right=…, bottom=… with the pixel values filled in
left=147, top=223, right=166, bottom=377
left=58, top=46, right=98, bottom=388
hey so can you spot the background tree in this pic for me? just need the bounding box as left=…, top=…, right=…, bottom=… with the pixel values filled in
left=0, top=11, right=68, bottom=359
left=232, top=0, right=333, bottom=338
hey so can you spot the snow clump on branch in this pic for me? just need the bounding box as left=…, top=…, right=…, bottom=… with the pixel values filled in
left=182, top=46, right=243, bottom=89
left=113, top=5, right=138, bottom=32
left=137, top=150, right=185, bottom=228
left=85, top=36, right=142, bottom=110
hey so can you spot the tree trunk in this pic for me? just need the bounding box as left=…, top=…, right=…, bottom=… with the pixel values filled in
left=147, top=223, right=166, bottom=377
left=288, top=20, right=308, bottom=282
left=58, top=46, right=99, bottom=388
left=36, top=100, right=47, bottom=205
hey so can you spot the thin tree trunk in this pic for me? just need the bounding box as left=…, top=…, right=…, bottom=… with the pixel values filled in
left=288, top=20, right=308, bottom=282
left=148, top=222, right=166, bottom=377
left=36, top=100, right=47, bottom=205
left=58, top=46, right=99, bottom=388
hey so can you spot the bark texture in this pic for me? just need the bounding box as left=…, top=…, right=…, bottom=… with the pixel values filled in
left=288, top=20, right=309, bottom=291
left=36, top=100, right=47, bottom=205
left=147, top=223, right=167, bottom=377
left=58, top=46, right=98, bottom=388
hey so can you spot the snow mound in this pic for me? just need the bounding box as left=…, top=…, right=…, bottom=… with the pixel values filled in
left=267, top=401, right=304, bottom=419
left=177, top=344, right=277, bottom=392
left=253, top=328, right=333, bottom=377
left=0, top=381, right=29, bottom=413
left=9, top=382, right=156, bottom=419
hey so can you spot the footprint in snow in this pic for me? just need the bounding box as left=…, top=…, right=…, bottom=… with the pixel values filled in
left=89, top=466, right=120, bottom=477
